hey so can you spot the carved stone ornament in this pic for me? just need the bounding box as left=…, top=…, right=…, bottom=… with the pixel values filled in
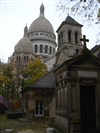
left=80, top=78, right=96, bottom=85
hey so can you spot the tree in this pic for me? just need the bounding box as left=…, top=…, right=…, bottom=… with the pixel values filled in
left=21, top=58, right=48, bottom=86
left=57, top=0, right=100, bottom=24
left=0, top=76, right=7, bottom=97
left=0, top=63, right=16, bottom=98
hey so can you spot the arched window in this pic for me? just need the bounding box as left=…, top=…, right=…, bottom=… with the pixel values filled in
left=49, top=47, right=52, bottom=55
left=24, top=56, right=28, bottom=63
left=35, top=45, right=38, bottom=53
left=35, top=33, right=38, bottom=35
left=24, top=56, right=26, bottom=62
left=40, top=33, right=43, bottom=35
left=18, top=56, right=21, bottom=63
left=68, top=30, right=71, bottom=42
left=45, top=45, right=48, bottom=53
left=27, top=56, right=28, bottom=62
left=53, top=48, right=55, bottom=54
left=40, top=45, right=43, bottom=53
left=16, top=56, right=18, bottom=62
left=75, top=31, right=78, bottom=43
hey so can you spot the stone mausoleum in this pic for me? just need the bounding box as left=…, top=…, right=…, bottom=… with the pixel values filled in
left=54, top=16, right=100, bottom=133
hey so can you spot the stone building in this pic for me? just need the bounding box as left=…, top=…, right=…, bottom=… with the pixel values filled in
left=54, top=16, right=100, bottom=133
left=6, top=3, right=100, bottom=131
left=28, top=3, right=57, bottom=59
left=9, top=3, right=57, bottom=71
left=9, top=25, right=35, bottom=70
left=56, top=16, right=83, bottom=66
left=21, top=71, right=55, bottom=118
left=7, top=3, right=57, bottom=97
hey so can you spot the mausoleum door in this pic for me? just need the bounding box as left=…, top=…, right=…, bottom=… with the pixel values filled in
left=80, top=85, right=96, bottom=129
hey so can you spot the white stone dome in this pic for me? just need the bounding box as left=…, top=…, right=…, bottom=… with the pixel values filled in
left=15, top=26, right=33, bottom=53
left=28, top=3, right=54, bottom=35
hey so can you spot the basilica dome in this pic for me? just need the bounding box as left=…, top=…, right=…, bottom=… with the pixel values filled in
left=15, top=26, right=33, bottom=53
left=28, top=3, right=56, bottom=60
left=28, top=3, right=54, bottom=35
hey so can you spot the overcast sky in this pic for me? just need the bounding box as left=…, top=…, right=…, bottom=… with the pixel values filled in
left=0, top=0, right=99, bottom=63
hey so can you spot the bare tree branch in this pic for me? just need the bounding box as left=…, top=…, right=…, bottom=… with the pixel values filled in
left=56, top=0, right=100, bottom=24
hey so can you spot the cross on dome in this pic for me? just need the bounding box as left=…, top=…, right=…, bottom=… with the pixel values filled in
left=80, top=35, right=89, bottom=48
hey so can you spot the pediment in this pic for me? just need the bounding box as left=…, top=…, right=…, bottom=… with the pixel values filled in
left=55, top=47, right=100, bottom=72
left=66, top=49, right=100, bottom=68
left=71, top=58, right=99, bottom=68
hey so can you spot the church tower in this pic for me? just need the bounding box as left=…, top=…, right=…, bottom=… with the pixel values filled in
left=56, top=16, right=83, bottom=65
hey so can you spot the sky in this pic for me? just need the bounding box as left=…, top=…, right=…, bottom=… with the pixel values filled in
left=0, top=0, right=99, bottom=63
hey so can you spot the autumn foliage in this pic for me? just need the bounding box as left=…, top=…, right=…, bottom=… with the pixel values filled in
left=21, top=58, right=48, bottom=85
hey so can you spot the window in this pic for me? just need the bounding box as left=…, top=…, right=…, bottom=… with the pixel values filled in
left=24, top=56, right=26, bottom=62
left=16, top=56, right=21, bottom=63
left=53, top=48, right=55, bottom=54
left=27, top=56, right=28, bottom=62
left=45, top=45, right=48, bottom=53
left=75, top=31, right=78, bottom=43
left=35, top=101, right=44, bottom=116
left=49, top=46, right=52, bottom=55
left=40, top=45, right=43, bottom=53
left=35, top=33, right=38, bottom=35
left=68, top=30, right=71, bottom=42
left=19, top=56, right=21, bottom=63
left=40, top=33, right=43, bottom=35
left=35, top=45, right=38, bottom=53
left=24, top=56, right=28, bottom=63
left=16, top=56, right=18, bottom=62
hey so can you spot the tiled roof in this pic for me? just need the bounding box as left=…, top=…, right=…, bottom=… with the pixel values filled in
left=57, top=16, right=82, bottom=32
left=30, top=70, right=55, bottom=88
left=65, top=16, right=82, bottom=26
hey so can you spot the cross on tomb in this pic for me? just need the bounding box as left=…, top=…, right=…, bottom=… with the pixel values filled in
left=80, top=35, right=89, bottom=48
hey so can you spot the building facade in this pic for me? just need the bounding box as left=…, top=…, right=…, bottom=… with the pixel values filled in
left=54, top=16, right=100, bottom=133
left=21, top=71, right=55, bottom=118
left=9, top=3, right=57, bottom=71
left=28, top=3, right=57, bottom=58
left=6, top=3, right=100, bottom=131
left=56, top=16, right=84, bottom=66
